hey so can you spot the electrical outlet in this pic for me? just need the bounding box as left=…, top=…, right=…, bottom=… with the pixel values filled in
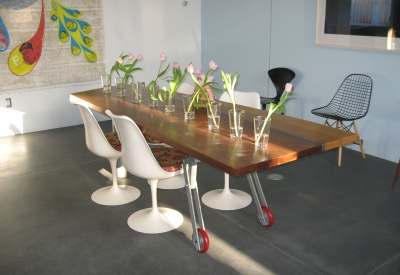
left=5, top=98, right=12, bottom=108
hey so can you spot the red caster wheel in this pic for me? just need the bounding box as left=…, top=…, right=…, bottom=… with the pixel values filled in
left=258, top=206, right=274, bottom=227
left=192, top=228, right=209, bottom=253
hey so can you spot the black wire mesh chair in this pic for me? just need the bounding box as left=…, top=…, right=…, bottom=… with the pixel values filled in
left=311, top=74, right=373, bottom=166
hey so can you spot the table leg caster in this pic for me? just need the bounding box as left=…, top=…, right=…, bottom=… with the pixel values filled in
left=192, top=228, right=210, bottom=253
left=258, top=206, right=274, bottom=227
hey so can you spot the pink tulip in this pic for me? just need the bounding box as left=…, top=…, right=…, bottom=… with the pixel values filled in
left=137, top=54, right=143, bottom=61
left=160, top=53, right=166, bottom=61
left=173, top=62, right=179, bottom=69
left=209, top=61, right=217, bottom=70
left=127, top=52, right=134, bottom=60
left=186, top=64, right=194, bottom=74
left=285, top=83, right=293, bottom=92
left=194, top=68, right=202, bottom=75
left=224, top=72, right=230, bottom=78
left=208, top=76, right=214, bottom=82
left=207, top=89, right=214, bottom=99
left=116, top=57, right=123, bottom=64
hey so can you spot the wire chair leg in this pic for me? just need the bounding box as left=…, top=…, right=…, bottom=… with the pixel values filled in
left=352, top=121, right=365, bottom=159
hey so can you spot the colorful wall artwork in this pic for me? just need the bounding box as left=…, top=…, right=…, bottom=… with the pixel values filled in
left=0, top=0, right=38, bottom=10
left=50, top=0, right=97, bottom=63
left=7, top=0, right=44, bottom=76
left=0, top=0, right=106, bottom=92
left=0, top=16, right=10, bottom=52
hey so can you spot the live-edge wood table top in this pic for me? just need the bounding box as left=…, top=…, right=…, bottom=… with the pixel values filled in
left=70, top=87, right=358, bottom=177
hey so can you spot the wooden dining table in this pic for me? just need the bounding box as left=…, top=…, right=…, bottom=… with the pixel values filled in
left=70, top=86, right=358, bottom=253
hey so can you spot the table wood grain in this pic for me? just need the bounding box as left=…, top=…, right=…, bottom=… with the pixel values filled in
left=70, top=87, right=358, bottom=177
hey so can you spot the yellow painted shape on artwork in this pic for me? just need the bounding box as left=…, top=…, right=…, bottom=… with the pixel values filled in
left=50, top=0, right=97, bottom=63
left=8, top=46, right=37, bottom=76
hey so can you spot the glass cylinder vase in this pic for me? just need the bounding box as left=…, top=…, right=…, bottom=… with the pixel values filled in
left=101, top=74, right=111, bottom=94
left=207, top=102, right=221, bottom=131
left=254, top=116, right=272, bottom=149
left=229, top=109, right=245, bottom=139
left=164, top=91, right=176, bottom=113
left=132, top=81, right=143, bottom=104
left=148, top=85, right=159, bottom=107
left=182, top=94, right=195, bottom=120
left=115, top=77, right=125, bottom=97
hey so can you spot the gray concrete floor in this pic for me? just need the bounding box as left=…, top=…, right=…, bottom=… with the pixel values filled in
left=0, top=121, right=399, bottom=275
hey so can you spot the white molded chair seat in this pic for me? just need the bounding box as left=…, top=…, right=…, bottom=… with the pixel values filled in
left=156, top=83, right=195, bottom=190
left=106, top=109, right=188, bottom=234
left=70, top=99, right=140, bottom=206
left=177, top=83, right=195, bottom=95
left=201, top=91, right=261, bottom=210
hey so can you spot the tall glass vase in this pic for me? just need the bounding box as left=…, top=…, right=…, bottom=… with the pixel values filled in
left=229, top=109, right=245, bottom=139
left=164, top=91, right=176, bottom=113
left=148, top=85, right=159, bottom=107
left=115, top=77, right=126, bottom=97
left=132, top=81, right=143, bottom=104
left=207, top=102, right=221, bottom=131
left=254, top=116, right=272, bottom=149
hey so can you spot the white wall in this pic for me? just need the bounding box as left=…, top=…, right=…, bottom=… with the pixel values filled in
left=201, top=0, right=400, bottom=163
left=201, top=0, right=272, bottom=96
left=0, top=0, right=201, bottom=136
left=102, top=0, right=201, bottom=88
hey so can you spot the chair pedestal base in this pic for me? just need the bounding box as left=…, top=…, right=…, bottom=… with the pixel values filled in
left=91, top=185, right=140, bottom=206
left=127, top=207, right=183, bottom=234
left=202, top=189, right=252, bottom=210
left=158, top=174, right=185, bottom=189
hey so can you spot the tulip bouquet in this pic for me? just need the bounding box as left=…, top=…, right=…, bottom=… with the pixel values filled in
left=186, top=61, right=220, bottom=126
left=109, top=52, right=143, bottom=92
left=255, top=83, right=294, bottom=146
left=186, top=61, right=219, bottom=109
left=148, top=53, right=170, bottom=102
left=159, top=61, right=187, bottom=112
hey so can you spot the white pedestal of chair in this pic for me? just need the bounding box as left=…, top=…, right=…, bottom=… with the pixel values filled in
left=91, top=158, right=140, bottom=206
left=201, top=173, right=252, bottom=210
left=127, top=179, right=183, bottom=234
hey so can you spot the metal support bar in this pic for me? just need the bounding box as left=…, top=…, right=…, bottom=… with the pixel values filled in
left=247, top=172, right=269, bottom=225
left=183, top=157, right=205, bottom=250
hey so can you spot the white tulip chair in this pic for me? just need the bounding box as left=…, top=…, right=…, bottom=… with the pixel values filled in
left=201, top=91, right=261, bottom=210
left=106, top=109, right=188, bottom=234
left=70, top=98, right=140, bottom=206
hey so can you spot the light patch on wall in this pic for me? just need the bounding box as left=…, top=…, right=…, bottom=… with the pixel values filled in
left=0, top=107, right=25, bottom=136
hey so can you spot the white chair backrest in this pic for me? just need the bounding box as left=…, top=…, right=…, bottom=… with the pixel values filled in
left=70, top=98, right=120, bottom=158
left=105, top=110, right=177, bottom=180
left=177, top=83, right=195, bottom=95
left=219, top=91, right=261, bottom=109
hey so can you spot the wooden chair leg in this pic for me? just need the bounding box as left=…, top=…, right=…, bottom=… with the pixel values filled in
left=337, top=122, right=342, bottom=167
left=352, top=121, right=365, bottom=159
left=392, top=159, right=400, bottom=188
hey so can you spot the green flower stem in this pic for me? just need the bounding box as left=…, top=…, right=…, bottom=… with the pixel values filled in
left=221, top=71, right=238, bottom=136
left=187, top=72, right=219, bottom=127
left=255, top=91, right=292, bottom=145
left=206, top=97, right=218, bottom=127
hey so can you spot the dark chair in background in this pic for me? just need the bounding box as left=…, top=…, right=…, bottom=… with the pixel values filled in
left=311, top=74, right=373, bottom=166
left=260, top=67, right=296, bottom=111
